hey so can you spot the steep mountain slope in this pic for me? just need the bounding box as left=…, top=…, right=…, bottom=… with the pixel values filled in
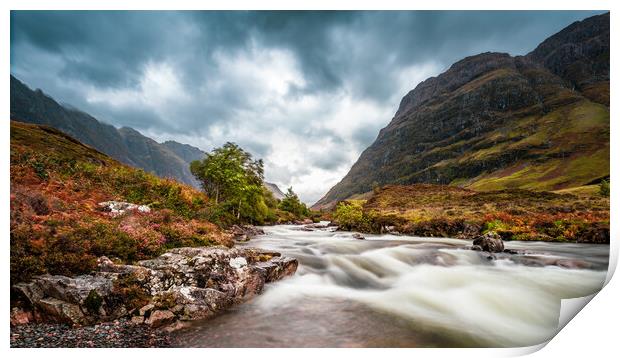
left=10, top=75, right=202, bottom=188
left=314, top=12, right=609, bottom=209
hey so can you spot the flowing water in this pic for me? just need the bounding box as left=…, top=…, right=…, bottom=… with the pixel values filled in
left=172, top=223, right=609, bottom=348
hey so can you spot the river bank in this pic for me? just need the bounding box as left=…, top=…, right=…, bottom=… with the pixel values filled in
left=328, top=184, right=610, bottom=244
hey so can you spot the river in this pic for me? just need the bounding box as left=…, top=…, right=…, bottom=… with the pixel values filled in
left=172, top=223, right=609, bottom=348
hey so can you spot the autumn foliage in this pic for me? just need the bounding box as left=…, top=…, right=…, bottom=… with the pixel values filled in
left=10, top=121, right=232, bottom=283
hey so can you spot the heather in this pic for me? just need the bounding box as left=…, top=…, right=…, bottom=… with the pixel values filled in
left=332, top=184, right=609, bottom=243
left=10, top=121, right=232, bottom=283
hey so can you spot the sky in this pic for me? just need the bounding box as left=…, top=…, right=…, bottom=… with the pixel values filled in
left=10, top=10, right=604, bottom=204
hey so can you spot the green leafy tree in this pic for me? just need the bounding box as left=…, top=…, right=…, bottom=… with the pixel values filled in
left=279, top=187, right=310, bottom=218
left=190, top=142, right=267, bottom=223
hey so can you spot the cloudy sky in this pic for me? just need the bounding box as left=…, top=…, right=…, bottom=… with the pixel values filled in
left=10, top=10, right=603, bottom=203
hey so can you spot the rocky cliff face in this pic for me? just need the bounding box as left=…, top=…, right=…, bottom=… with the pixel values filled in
left=314, top=12, right=609, bottom=209
left=10, top=76, right=203, bottom=188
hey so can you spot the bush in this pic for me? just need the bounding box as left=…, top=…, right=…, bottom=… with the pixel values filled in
left=600, top=179, right=610, bottom=197
left=333, top=201, right=373, bottom=232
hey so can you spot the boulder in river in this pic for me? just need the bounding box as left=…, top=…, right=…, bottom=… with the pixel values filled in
left=472, top=232, right=504, bottom=253
left=352, top=233, right=365, bottom=240
left=12, top=246, right=298, bottom=328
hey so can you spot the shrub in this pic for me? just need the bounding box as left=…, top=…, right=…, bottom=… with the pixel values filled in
left=600, top=179, right=610, bottom=197
left=333, top=201, right=373, bottom=232
left=84, top=289, right=103, bottom=314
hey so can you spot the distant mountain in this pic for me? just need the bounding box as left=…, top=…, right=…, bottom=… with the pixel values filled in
left=314, top=12, right=609, bottom=209
left=162, top=141, right=206, bottom=163
left=10, top=75, right=203, bottom=187
left=264, top=182, right=285, bottom=200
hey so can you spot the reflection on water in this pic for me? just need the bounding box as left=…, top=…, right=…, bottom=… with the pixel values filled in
left=172, top=224, right=609, bottom=348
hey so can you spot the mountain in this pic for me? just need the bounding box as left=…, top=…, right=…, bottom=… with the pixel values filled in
left=10, top=75, right=203, bottom=188
left=264, top=182, right=286, bottom=200
left=162, top=140, right=206, bottom=163
left=314, top=12, right=609, bottom=209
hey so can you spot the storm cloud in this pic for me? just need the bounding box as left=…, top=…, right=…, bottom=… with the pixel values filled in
left=10, top=10, right=603, bottom=203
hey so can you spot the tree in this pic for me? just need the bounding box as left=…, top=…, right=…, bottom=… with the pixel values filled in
left=190, top=142, right=267, bottom=223
left=279, top=187, right=309, bottom=218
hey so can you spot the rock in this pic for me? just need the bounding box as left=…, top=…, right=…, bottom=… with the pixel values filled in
left=11, top=246, right=298, bottom=329
left=472, top=232, right=505, bottom=253
left=98, top=201, right=150, bottom=216
left=229, top=257, right=248, bottom=269
left=256, top=257, right=299, bottom=283
left=352, top=233, right=365, bottom=240
left=36, top=298, right=86, bottom=326
left=229, top=225, right=265, bottom=241
left=10, top=307, right=33, bottom=326
left=130, top=315, right=145, bottom=325
left=138, top=304, right=155, bottom=317
left=576, top=223, right=610, bottom=244
left=145, top=310, right=175, bottom=328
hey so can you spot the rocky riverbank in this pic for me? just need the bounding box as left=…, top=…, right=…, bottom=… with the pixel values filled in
left=11, top=245, right=298, bottom=346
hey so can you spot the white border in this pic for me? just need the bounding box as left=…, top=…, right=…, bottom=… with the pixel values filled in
left=2, top=1, right=617, bottom=357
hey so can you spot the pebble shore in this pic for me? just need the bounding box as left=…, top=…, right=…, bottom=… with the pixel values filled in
left=10, top=319, right=171, bottom=348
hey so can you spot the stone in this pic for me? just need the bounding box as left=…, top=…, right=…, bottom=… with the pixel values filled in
left=10, top=307, right=33, bottom=326
left=229, top=257, right=248, bottom=269
left=37, top=298, right=86, bottom=326
left=229, top=225, right=264, bottom=241
left=256, top=257, right=299, bottom=283
left=130, top=315, right=145, bottom=325
left=146, top=310, right=175, bottom=328
left=472, top=232, right=505, bottom=253
left=98, top=201, right=150, bottom=216
left=138, top=303, right=155, bottom=317
left=352, top=233, right=365, bottom=240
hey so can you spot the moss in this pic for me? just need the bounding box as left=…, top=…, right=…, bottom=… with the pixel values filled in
left=111, top=274, right=150, bottom=312
left=84, top=289, right=103, bottom=314
left=153, top=291, right=176, bottom=310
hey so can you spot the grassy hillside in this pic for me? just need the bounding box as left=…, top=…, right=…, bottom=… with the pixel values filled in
left=452, top=100, right=609, bottom=191
left=10, top=121, right=231, bottom=283
left=333, top=184, right=609, bottom=243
